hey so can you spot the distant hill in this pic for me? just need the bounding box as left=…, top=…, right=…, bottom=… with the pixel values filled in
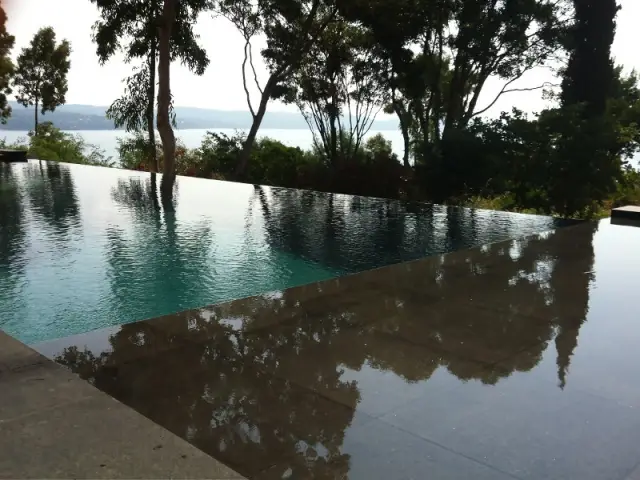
left=0, top=102, right=399, bottom=131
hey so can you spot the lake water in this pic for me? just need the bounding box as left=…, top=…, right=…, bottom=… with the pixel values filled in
left=0, top=128, right=407, bottom=162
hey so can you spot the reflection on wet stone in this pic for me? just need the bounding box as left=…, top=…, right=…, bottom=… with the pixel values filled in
left=32, top=219, right=640, bottom=480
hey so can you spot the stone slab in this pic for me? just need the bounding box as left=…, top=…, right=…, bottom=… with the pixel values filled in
left=0, top=331, right=245, bottom=479
left=0, top=149, right=27, bottom=162
left=611, top=216, right=640, bottom=228
left=611, top=205, right=640, bottom=221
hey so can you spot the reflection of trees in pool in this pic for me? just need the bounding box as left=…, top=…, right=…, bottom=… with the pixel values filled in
left=0, top=164, right=28, bottom=324
left=105, top=177, right=214, bottom=320
left=254, top=186, right=576, bottom=273
left=0, top=163, right=26, bottom=268
left=22, top=162, right=81, bottom=238
left=55, top=221, right=596, bottom=478
left=0, top=162, right=82, bottom=334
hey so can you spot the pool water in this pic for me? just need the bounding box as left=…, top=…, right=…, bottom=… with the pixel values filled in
left=0, top=161, right=576, bottom=344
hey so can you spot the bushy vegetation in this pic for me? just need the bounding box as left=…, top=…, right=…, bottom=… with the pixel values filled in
left=0, top=122, right=113, bottom=167
left=116, top=131, right=407, bottom=197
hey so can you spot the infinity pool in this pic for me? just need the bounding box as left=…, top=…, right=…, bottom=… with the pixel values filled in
left=0, top=161, right=576, bottom=344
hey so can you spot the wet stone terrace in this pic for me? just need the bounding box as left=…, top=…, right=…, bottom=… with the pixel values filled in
left=35, top=219, right=640, bottom=480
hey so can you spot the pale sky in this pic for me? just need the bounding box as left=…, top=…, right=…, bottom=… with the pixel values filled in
left=4, top=0, right=640, bottom=117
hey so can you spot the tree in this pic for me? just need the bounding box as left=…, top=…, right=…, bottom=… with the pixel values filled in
left=561, top=0, right=619, bottom=116
left=92, top=0, right=210, bottom=172
left=13, top=27, right=71, bottom=135
left=22, top=122, right=112, bottom=166
left=340, top=0, right=568, bottom=199
left=0, top=5, right=15, bottom=124
left=106, top=65, right=151, bottom=134
left=157, top=0, right=178, bottom=206
left=217, top=0, right=338, bottom=179
left=283, top=18, right=383, bottom=167
left=550, top=0, right=623, bottom=216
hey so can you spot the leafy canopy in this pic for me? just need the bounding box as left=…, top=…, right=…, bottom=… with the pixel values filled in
left=92, top=0, right=210, bottom=72
left=93, top=0, right=210, bottom=136
left=0, top=5, right=15, bottom=123
left=13, top=27, right=71, bottom=115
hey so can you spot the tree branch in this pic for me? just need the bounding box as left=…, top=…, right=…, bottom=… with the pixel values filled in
left=247, top=41, right=263, bottom=96
left=242, top=39, right=256, bottom=118
left=472, top=79, right=558, bottom=119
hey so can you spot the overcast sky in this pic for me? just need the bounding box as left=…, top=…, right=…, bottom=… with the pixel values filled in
left=4, top=0, right=640, bottom=116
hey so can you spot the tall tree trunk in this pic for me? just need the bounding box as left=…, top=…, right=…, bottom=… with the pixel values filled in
left=329, top=112, right=338, bottom=167
left=147, top=44, right=157, bottom=172
left=235, top=75, right=277, bottom=180
left=34, top=97, right=39, bottom=136
left=393, top=103, right=410, bottom=168
left=401, top=125, right=410, bottom=168
left=157, top=0, right=177, bottom=207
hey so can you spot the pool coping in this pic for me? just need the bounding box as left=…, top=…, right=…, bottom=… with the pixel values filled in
left=0, top=330, right=246, bottom=479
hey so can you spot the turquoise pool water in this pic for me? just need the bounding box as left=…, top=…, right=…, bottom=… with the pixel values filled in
left=0, top=161, right=576, bottom=344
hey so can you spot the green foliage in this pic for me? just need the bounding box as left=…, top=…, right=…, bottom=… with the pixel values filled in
left=341, top=0, right=568, bottom=162
left=540, top=106, right=625, bottom=217
left=251, top=137, right=312, bottom=187
left=239, top=0, right=338, bottom=86
left=1, top=122, right=113, bottom=166
left=92, top=0, right=210, bottom=70
left=106, top=65, right=151, bottom=132
left=181, top=131, right=311, bottom=187
left=195, top=131, right=247, bottom=178
left=0, top=137, right=28, bottom=151
left=412, top=63, right=640, bottom=218
left=429, top=90, right=640, bottom=218
left=29, top=123, right=113, bottom=167
left=13, top=27, right=71, bottom=132
left=282, top=17, right=383, bottom=166
left=561, top=0, right=619, bottom=115
left=363, top=133, right=393, bottom=159
left=93, top=0, right=210, bottom=160
left=217, top=0, right=339, bottom=178
left=611, top=165, right=640, bottom=209
left=0, top=6, right=15, bottom=124
left=117, top=132, right=159, bottom=170
left=111, top=129, right=406, bottom=197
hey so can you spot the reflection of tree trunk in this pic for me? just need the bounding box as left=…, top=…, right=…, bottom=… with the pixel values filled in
left=256, top=186, right=271, bottom=220
left=235, top=76, right=277, bottom=181
left=163, top=208, right=177, bottom=252
left=149, top=172, right=160, bottom=211
left=157, top=0, right=177, bottom=208
left=147, top=43, right=157, bottom=173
